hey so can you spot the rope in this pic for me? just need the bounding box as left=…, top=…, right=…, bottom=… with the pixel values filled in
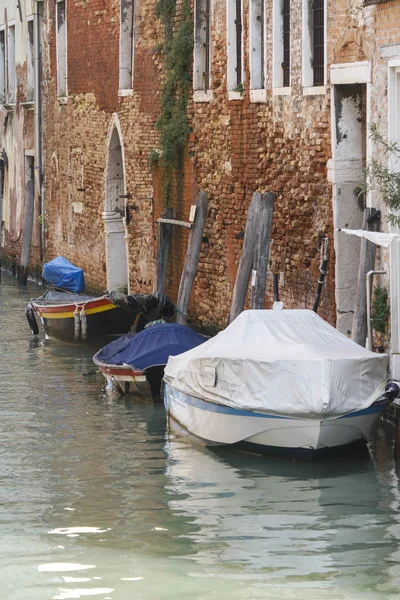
left=73, top=306, right=80, bottom=340
left=80, top=306, right=87, bottom=340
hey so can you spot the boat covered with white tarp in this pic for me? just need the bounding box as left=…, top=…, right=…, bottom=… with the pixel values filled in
left=163, top=310, right=396, bottom=459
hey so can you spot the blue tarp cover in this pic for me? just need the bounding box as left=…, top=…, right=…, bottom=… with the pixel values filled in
left=95, top=323, right=206, bottom=371
left=42, top=256, right=85, bottom=294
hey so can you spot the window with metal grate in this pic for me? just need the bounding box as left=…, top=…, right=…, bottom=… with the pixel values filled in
left=313, top=0, right=324, bottom=86
left=282, top=0, right=290, bottom=87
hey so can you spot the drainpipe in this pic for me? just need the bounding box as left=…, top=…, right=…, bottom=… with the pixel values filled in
left=33, top=0, right=44, bottom=261
left=366, top=270, right=386, bottom=351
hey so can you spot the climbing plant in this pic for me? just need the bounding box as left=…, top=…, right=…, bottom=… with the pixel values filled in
left=362, top=124, right=400, bottom=226
left=371, top=285, right=390, bottom=333
left=153, top=0, right=193, bottom=206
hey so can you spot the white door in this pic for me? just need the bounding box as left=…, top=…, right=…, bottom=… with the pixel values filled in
left=103, top=128, right=128, bottom=292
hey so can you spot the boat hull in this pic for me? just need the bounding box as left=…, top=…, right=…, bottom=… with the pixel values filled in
left=164, top=384, right=386, bottom=459
left=94, top=358, right=164, bottom=401
left=31, top=296, right=144, bottom=344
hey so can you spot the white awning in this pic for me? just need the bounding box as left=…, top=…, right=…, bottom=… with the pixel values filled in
left=338, top=228, right=400, bottom=247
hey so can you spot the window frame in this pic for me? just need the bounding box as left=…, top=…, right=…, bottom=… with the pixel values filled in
left=226, top=0, right=244, bottom=99
left=56, top=0, right=68, bottom=99
left=302, top=0, right=327, bottom=95
left=119, top=0, right=135, bottom=93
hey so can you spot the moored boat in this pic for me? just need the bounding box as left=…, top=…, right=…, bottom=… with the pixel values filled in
left=26, top=256, right=175, bottom=343
left=163, top=309, right=399, bottom=459
left=27, top=289, right=175, bottom=344
left=94, top=322, right=206, bottom=400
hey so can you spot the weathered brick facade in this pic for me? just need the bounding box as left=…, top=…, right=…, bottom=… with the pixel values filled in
left=38, top=0, right=337, bottom=330
left=6, top=0, right=400, bottom=334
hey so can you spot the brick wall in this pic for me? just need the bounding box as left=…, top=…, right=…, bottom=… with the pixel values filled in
left=41, top=0, right=336, bottom=328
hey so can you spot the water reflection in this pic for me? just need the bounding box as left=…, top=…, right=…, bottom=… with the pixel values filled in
left=164, top=432, right=400, bottom=599
left=2, top=270, right=400, bottom=599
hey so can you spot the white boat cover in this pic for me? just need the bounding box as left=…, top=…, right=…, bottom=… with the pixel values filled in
left=164, top=310, right=389, bottom=418
left=339, top=229, right=399, bottom=247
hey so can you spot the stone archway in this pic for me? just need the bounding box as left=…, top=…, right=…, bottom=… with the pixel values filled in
left=103, top=123, right=129, bottom=292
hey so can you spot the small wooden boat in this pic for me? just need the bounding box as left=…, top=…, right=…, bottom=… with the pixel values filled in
left=26, top=290, right=175, bottom=344
left=93, top=323, right=206, bottom=401
left=163, top=309, right=400, bottom=459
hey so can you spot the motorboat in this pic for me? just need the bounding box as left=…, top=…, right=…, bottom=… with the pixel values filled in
left=26, top=256, right=175, bottom=343
left=163, top=309, right=399, bottom=459
left=93, top=322, right=206, bottom=400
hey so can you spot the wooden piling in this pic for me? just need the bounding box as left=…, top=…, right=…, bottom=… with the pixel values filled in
left=176, top=192, right=208, bottom=325
left=229, top=192, right=263, bottom=323
left=154, top=207, right=174, bottom=294
left=251, top=192, right=275, bottom=309
left=352, top=208, right=379, bottom=347
left=18, top=178, right=35, bottom=285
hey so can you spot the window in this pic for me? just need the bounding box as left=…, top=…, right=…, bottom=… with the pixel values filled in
left=227, top=0, right=243, bottom=93
left=194, top=0, right=211, bottom=92
left=119, top=0, right=134, bottom=90
left=273, top=0, right=290, bottom=88
left=389, top=65, right=400, bottom=174
left=56, top=1, right=67, bottom=97
left=249, top=0, right=265, bottom=91
left=7, top=23, right=15, bottom=103
left=27, top=19, right=34, bottom=102
left=303, top=0, right=326, bottom=89
left=282, top=0, right=290, bottom=87
left=0, top=29, right=5, bottom=104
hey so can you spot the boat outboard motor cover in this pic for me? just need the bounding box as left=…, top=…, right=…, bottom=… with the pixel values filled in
left=42, top=256, right=85, bottom=294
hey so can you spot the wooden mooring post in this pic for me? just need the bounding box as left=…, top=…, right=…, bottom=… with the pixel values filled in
left=18, top=177, right=35, bottom=285
left=176, top=191, right=208, bottom=325
left=229, top=192, right=263, bottom=323
left=154, top=207, right=174, bottom=294
left=351, top=207, right=380, bottom=347
left=250, top=192, right=275, bottom=309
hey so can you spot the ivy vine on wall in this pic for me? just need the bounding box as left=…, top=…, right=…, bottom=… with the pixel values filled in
left=371, top=286, right=390, bottom=334
left=152, top=0, right=194, bottom=206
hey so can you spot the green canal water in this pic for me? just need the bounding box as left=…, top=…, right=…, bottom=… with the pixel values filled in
left=2, top=271, right=400, bottom=599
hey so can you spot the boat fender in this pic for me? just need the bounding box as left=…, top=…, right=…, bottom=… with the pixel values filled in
left=385, top=381, right=400, bottom=402
left=26, top=304, right=39, bottom=336
left=74, top=307, right=80, bottom=340
left=80, top=306, right=87, bottom=340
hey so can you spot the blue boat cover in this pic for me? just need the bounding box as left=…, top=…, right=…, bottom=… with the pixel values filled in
left=95, top=323, right=206, bottom=371
left=42, top=256, right=85, bottom=294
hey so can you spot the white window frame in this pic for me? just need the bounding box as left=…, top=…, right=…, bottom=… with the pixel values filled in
left=0, top=25, right=6, bottom=105
left=7, top=21, right=16, bottom=105
left=193, top=0, right=213, bottom=102
left=27, top=16, right=34, bottom=103
left=56, top=0, right=67, bottom=98
left=302, top=0, right=327, bottom=95
left=249, top=0, right=266, bottom=102
left=119, top=0, right=135, bottom=93
left=272, top=0, right=291, bottom=94
left=226, top=0, right=244, bottom=100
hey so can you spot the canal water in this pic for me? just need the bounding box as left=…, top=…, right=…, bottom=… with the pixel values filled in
left=2, top=271, right=400, bottom=599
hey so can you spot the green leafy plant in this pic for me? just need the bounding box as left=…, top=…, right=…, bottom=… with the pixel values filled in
left=371, top=285, right=390, bottom=333
left=154, top=0, right=193, bottom=206
left=148, top=149, right=160, bottom=170
left=233, top=82, right=244, bottom=94
left=361, top=124, right=400, bottom=226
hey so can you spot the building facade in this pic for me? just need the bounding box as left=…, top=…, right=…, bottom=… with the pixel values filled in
left=2, top=0, right=399, bottom=344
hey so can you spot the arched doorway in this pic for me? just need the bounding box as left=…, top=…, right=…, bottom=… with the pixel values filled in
left=103, top=125, right=129, bottom=292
